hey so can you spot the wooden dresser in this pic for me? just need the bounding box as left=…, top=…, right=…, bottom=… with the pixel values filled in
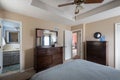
left=86, top=41, right=107, bottom=65
left=34, top=47, right=63, bottom=72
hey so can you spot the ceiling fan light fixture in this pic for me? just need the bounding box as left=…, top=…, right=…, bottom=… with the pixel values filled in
left=75, top=10, right=79, bottom=14
left=75, top=6, right=79, bottom=14
left=58, top=0, right=104, bottom=15
left=75, top=5, right=83, bottom=14
left=80, top=0, right=85, bottom=3
left=75, top=0, right=84, bottom=5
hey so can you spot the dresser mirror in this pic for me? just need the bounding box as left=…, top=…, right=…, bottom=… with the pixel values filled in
left=36, top=29, right=58, bottom=47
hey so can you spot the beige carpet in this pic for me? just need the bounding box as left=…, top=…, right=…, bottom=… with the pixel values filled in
left=0, top=70, right=35, bottom=80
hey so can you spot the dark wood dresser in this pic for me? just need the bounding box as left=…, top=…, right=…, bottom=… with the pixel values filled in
left=86, top=41, right=107, bottom=65
left=34, top=47, right=63, bottom=72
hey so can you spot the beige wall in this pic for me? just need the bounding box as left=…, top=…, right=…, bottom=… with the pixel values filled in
left=0, top=9, right=70, bottom=69
left=72, top=15, right=120, bottom=67
left=1, top=8, right=119, bottom=69
left=71, top=24, right=84, bottom=31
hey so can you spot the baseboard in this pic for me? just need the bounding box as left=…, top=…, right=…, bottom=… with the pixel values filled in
left=0, top=67, right=34, bottom=77
left=0, top=70, right=20, bottom=77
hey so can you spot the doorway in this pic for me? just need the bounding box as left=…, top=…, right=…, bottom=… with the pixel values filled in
left=72, top=30, right=83, bottom=59
left=0, top=19, right=22, bottom=75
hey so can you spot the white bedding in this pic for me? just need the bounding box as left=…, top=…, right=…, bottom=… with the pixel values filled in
left=31, top=59, right=120, bottom=80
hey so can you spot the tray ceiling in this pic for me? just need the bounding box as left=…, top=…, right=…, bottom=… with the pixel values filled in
left=0, top=0, right=120, bottom=26
left=38, top=0, right=113, bottom=17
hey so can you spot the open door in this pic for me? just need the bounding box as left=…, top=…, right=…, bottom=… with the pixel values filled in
left=64, top=30, right=72, bottom=60
left=115, top=23, right=120, bottom=70
left=0, top=20, right=3, bottom=74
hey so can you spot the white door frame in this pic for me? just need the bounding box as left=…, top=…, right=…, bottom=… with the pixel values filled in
left=0, top=18, right=3, bottom=74
left=72, top=29, right=83, bottom=59
left=0, top=19, right=24, bottom=74
left=115, top=23, right=120, bottom=70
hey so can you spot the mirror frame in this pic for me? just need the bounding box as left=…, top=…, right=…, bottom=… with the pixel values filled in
left=94, top=32, right=102, bottom=39
left=6, top=30, right=20, bottom=44
left=36, top=28, right=58, bottom=47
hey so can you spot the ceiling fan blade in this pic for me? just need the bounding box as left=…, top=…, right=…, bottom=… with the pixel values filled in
left=84, top=0, right=104, bottom=4
left=58, top=2, right=74, bottom=7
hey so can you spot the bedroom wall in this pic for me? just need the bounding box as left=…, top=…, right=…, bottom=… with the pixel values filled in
left=71, top=24, right=83, bottom=31
left=0, top=9, right=70, bottom=69
left=72, top=15, right=120, bottom=67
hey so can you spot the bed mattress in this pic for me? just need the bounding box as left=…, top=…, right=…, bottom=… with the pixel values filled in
left=31, top=59, right=120, bottom=80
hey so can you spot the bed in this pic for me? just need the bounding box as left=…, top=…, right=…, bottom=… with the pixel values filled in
left=31, top=59, right=120, bottom=80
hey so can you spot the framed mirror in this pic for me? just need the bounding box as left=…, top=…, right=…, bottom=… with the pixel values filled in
left=36, top=29, right=58, bottom=47
left=6, top=30, right=20, bottom=43
left=94, top=32, right=102, bottom=39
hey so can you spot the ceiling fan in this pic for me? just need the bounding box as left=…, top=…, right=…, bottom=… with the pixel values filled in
left=58, top=0, right=104, bottom=15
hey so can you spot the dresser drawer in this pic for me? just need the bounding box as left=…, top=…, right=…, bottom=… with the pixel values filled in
left=52, top=59, right=62, bottom=65
left=34, top=47, right=63, bottom=72
left=53, top=53, right=62, bottom=60
left=37, top=49, right=47, bottom=55
left=38, top=55, right=52, bottom=66
left=47, top=48, right=57, bottom=55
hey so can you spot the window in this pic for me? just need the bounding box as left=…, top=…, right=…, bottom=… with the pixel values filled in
left=44, top=35, right=50, bottom=46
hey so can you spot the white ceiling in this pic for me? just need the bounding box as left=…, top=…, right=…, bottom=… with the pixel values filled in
left=0, top=0, right=120, bottom=26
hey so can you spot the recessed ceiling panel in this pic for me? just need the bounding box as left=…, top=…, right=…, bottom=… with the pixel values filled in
left=1, top=0, right=119, bottom=26
left=39, top=0, right=114, bottom=17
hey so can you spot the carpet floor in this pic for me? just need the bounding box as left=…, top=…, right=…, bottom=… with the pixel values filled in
left=0, top=69, right=35, bottom=80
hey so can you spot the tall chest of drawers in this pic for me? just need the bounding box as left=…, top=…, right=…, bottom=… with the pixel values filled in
left=86, top=41, right=107, bottom=65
